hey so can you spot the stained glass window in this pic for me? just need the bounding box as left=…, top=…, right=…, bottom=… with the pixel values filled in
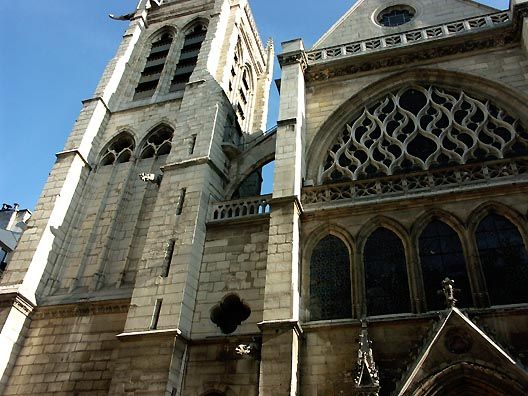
left=309, top=235, right=352, bottom=320
left=476, top=214, right=528, bottom=305
left=364, top=228, right=411, bottom=316
left=419, top=220, right=472, bottom=310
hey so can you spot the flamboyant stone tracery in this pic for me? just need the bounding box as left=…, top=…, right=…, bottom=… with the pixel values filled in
left=321, top=85, right=528, bottom=184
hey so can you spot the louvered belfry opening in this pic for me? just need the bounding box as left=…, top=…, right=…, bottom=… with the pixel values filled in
left=170, top=25, right=207, bottom=92
left=134, top=33, right=174, bottom=100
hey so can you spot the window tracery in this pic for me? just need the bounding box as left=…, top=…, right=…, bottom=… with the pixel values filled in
left=309, top=235, right=352, bottom=321
left=364, top=228, right=411, bottom=316
left=321, top=85, right=528, bottom=184
left=418, top=220, right=472, bottom=310
left=476, top=214, right=528, bottom=305
left=139, top=126, right=174, bottom=159
left=100, top=133, right=135, bottom=166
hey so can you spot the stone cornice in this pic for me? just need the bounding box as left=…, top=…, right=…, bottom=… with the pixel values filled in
left=278, top=50, right=308, bottom=71
left=55, top=149, right=92, bottom=170
left=31, top=298, right=130, bottom=320
left=0, top=292, right=36, bottom=317
left=258, top=319, right=303, bottom=336
left=304, top=5, right=528, bottom=82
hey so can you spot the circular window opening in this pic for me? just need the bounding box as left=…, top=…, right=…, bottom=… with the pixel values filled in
left=377, top=5, right=416, bottom=27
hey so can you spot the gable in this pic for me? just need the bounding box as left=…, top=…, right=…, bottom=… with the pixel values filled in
left=312, top=0, right=498, bottom=49
left=396, top=308, right=528, bottom=396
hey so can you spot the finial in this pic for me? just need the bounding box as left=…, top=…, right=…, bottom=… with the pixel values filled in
left=354, top=320, right=380, bottom=394
left=438, top=277, right=460, bottom=308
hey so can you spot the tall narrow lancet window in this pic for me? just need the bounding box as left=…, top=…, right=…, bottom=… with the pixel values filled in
left=364, top=228, right=411, bottom=316
left=237, top=67, right=253, bottom=129
left=419, top=220, right=472, bottom=310
left=476, top=214, right=528, bottom=305
left=309, top=235, right=352, bottom=321
left=170, top=24, right=207, bottom=92
left=134, top=33, right=174, bottom=100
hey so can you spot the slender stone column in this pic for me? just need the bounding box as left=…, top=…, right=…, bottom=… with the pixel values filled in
left=259, top=39, right=306, bottom=396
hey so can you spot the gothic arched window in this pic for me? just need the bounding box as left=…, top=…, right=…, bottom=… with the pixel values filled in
left=170, top=24, right=207, bottom=92
left=100, top=133, right=135, bottom=166
left=309, top=235, right=352, bottom=321
left=139, top=126, right=174, bottom=159
left=134, top=32, right=174, bottom=100
left=476, top=214, right=528, bottom=305
left=419, top=220, right=472, bottom=310
left=364, top=228, right=411, bottom=316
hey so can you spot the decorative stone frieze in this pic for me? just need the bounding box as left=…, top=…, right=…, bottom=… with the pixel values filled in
left=31, top=299, right=131, bottom=320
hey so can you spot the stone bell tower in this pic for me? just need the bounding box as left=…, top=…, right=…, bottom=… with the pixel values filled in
left=0, top=0, right=273, bottom=394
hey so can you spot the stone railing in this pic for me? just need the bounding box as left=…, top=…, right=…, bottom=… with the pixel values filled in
left=302, top=157, right=528, bottom=206
left=209, top=194, right=272, bottom=222
left=306, top=11, right=511, bottom=64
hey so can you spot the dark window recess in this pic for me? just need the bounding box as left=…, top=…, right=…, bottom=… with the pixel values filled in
left=232, top=169, right=262, bottom=199
left=378, top=7, right=415, bottom=27
left=239, top=88, right=247, bottom=104
left=210, top=294, right=251, bottom=334
left=309, top=235, right=352, bottom=321
left=134, top=33, right=173, bottom=100
left=236, top=104, right=245, bottom=120
left=0, top=248, right=8, bottom=273
left=419, top=220, right=472, bottom=310
left=170, top=25, right=207, bottom=92
left=150, top=299, right=163, bottom=330
left=364, top=228, right=411, bottom=316
left=476, top=214, right=528, bottom=305
left=162, top=239, right=176, bottom=277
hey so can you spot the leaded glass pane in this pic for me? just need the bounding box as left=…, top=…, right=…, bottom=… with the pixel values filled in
left=476, top=214, right=528, bottom=305
left=419, top=220, right=472, bottom=310
left=309, top=236, right=352, bottom=320
left=364, top=228, right=411, bottom=316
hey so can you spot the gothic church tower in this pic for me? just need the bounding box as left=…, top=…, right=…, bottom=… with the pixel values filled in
left=2, top=0, right=528, bottom=395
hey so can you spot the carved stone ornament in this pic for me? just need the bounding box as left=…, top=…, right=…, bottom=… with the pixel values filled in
left=321, top=85, right=528, bottom=184
left=353, top=322, right=380, bottom=396
left=277, top=50, right=308, bottom=71
left=444, top=327, right=473, bottom=355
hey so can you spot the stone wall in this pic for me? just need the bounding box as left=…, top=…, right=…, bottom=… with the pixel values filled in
left=3, top=304, right=127, bottom=396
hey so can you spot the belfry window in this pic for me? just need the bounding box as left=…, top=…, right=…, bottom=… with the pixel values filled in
left=419, top=220, right=472, bottom=310
left=476, top=214, right=528, bottom=305
left=170, top=25, right=207, bottom=92
left=134, top=33, right=174, bottom=100
left=364, top=228, right=411, bottom=316
left=309, top=235, right=352, bottom=321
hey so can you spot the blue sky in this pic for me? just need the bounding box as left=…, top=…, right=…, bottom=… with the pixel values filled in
left=0, top=0, right=509, bottom=210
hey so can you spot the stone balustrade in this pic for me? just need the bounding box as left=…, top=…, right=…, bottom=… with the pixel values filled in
left=209, top=194, right=272, bottom=222
left=306, top=11, right=511, bottom=64
left=302, top=157, right=528, bottom=206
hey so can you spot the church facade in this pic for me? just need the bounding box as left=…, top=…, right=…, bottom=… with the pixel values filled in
left=1, top=0, right=528, bottom=395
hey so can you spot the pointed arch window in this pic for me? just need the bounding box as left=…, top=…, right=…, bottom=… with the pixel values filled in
left=309, top=235, right=352, bottom=321
left=139, top=126, right=174, bottom=159
left=476, top=214, right=528, bottom=305
left=100, top=133, right=135, bottom=166
left=419, top=220, right=472, bottom=310
left=170, top=24, right=207, bottom=92
left=364, top=228, right=411, bottom=316
left=134, top=32, right=174, bottom=100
